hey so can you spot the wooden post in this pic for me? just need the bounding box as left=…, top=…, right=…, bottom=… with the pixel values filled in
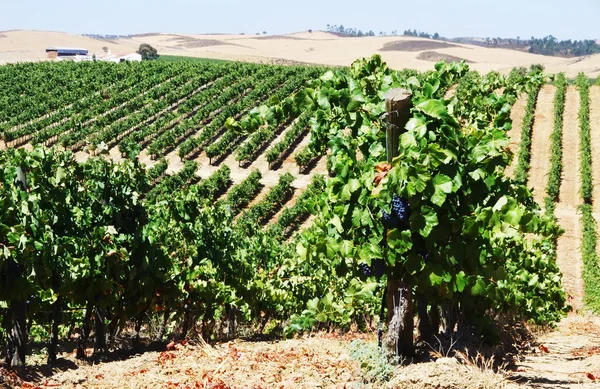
left=385, top=89, right=412, bottom=163
left=383, top=88, right=415, bottom=357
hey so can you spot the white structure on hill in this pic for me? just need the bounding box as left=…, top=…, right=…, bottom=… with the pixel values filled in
left=100, top=51, right=142, bottom=63
left=50, top=48, right=142, bottom=63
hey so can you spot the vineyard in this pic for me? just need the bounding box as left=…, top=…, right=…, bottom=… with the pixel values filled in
left=0, top=56, right=599, bottom=387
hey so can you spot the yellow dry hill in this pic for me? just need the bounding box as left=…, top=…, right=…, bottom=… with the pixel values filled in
left=1, top=29, right=599, bottom=77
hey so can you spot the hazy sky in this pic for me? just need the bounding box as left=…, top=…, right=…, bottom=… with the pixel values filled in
left=1, top=0, right=598, bottom=40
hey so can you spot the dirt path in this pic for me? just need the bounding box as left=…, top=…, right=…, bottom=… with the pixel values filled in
left=506, top=93, right=528, bottom=178
left=528, top=85, right=556, bottom=206
left=590, top=86, right=600, bottom=216
left=511, top=314, right=600, bottom=388
left=556, top=86, right=584, bottom=310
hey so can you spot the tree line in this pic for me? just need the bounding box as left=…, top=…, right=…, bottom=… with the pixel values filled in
left=325, top=25, right=600, bottom=57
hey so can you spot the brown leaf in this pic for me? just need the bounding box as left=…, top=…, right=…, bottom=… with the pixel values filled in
left=166, top=341, right=176, bottom=351
left=586, top=373, right=596, bottom=381
left=374, top=172, right=386, bottom=186
left=539, top=345, right=549, bottom=353
left=375, top=162, right=392, bottom=173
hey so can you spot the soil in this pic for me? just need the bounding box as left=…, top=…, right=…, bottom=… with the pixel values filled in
left=3, top=314, right=598, bottom=389
left=417, top=51, right=473, bottom=64
left=511, top=314, right=600, bottom=388
left=528, top=85, right=556, bottom=206
left=505, top=93, right=528, bottom=178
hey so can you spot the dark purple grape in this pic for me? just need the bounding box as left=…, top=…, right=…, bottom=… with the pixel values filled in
left=391, top=194, right=411, bottom=222
left=372, top=259, right=386, bottom=278
left=381, top=209, right=400, bottom=229
left=358, top=262, right=372, bottom=277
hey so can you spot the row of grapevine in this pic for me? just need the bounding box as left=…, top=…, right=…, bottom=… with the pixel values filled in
left=545, top=73, right=567, bottom=213
left=87, top=71, right=224, bottom=150
left=2, top=62, right=175, bottom=145
left=265, top=114, right=310, bottom=167
left=148, top=66, right=270, bottom=159
left=27, top=66, right=186, bottom=147
left=59, top=71, right=193, bottom=150
left=118, top=69, right=251, bottom=157
left=575, top=74, right=600, bottom=312
left=236, top=173, right=295, bottom=231
left=205, top=68, right=316, bottom=164
left=0, top=62, right=132, bottom=128
left=513, top=77, right=544, bottom=185
left=577, top=74, right=593, bottom=204
left=177, top=66, right=296, bottom=160
left=221, top=170, right=263, bottom=215
left=268, top=175, right=326, bottom=238
left=294, top=145, right=320, bottom=172
left=145, top=160, right=200, bottom=202
left=0, top=146, right=339, bottom=366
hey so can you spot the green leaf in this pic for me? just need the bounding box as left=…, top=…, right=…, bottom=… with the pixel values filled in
left=416, top=99, right=450, bottom=121
left=455, top=271, right=467, bottom=292
left=471, top=278, right=487, bottom=296
left=55, top=166, right=67, bottom=184
left=414, top=206, right=438, bottom=237
left=431, top=174, right=453, bottom=206
left=330, top=215, right=344, bottom=234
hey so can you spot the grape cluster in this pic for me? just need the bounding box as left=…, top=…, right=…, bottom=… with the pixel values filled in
left=358, top=260, right=386, bottom=278
left=381, top=194, right=411, bottom=229
left=358, top=262, right=372, bottom=277
left=392, top=194, right=410, bottom=222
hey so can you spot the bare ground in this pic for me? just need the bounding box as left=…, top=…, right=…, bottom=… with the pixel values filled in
left=528, top=85, right=556, bottom=206
left=505, top=93, right=528, bottom=178
left=511, top=314, right=600, bottom=388
left=6, top=315, right=600, bottom=389
left=556, top=86, right=584, bottom=310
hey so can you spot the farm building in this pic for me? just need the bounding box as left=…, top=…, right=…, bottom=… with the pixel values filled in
left=102, top=52, right=142, bottom=63
left=46, top=47, right=88, bottom=59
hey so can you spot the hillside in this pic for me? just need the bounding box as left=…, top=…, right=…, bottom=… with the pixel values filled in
left=2, top=30, right=600, bottom=77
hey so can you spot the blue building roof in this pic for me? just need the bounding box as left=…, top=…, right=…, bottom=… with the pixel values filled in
left=46, top=47, right=89, bottom=55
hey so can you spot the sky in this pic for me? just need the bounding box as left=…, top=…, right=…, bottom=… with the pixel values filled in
left=1, top=0, right=598, bottom=40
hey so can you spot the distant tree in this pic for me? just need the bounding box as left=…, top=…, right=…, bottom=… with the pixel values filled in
left=433, top=32, right=440, bottom=40
left=263, top=31, right=267, bottom=35
left=529, top=63, right=545, bottom=73
left=308, top=29, right=313, bottom=33
left=102, top=46, right=109, bottom=52
left=137, top=43, right=159, bottom=61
